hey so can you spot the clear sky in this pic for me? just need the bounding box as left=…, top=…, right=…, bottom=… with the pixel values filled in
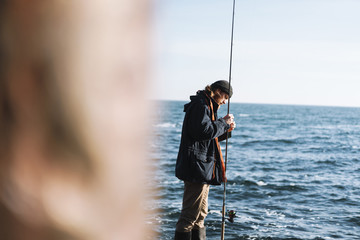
left=152, top=0, right=360, bottom=107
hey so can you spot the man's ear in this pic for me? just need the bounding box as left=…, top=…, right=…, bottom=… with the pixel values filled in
left=213, top=88, right=221, bottom=97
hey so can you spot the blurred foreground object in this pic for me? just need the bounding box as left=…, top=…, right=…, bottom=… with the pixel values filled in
left=0, top=0, right=152, bottom=239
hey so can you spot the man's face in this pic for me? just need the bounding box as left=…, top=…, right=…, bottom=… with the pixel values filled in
left=213, top=89, right=229, bottom=106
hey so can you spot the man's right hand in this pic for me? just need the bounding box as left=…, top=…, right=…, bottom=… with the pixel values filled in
left=229, top=122, right=236, bottom=132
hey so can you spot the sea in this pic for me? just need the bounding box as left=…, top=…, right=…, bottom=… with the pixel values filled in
left=146, top=100, right=360, bottom=240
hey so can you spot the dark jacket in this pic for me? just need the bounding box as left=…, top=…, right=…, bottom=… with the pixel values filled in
left=175, top=91, right=230, bottom=185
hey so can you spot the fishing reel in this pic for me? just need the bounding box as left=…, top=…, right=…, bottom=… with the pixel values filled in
left=226, top=210, right=236, bottom=223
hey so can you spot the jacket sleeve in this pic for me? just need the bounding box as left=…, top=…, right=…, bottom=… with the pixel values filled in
left=218, top=132, right=231, bottom=142
left=186, top=102, right=230, bottom=141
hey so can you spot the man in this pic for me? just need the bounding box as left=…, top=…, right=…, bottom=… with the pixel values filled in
left=175, top=80, right=236, bottom=240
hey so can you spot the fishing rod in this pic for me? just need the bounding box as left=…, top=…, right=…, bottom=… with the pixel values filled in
left=221, top=0, right=236, bottom=239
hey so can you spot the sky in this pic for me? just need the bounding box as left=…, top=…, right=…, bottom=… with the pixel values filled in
left=151, top=0, right=360, bottom=107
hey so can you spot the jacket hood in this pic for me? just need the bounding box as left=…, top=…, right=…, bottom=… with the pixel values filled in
left=183, top=98, right=194, bottom=113
left=184, top=91, right=202, bottom=112
left=183, top=90, right=219, bottom=112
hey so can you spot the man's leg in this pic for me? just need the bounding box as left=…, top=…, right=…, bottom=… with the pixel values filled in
left=175, top=182, right=210, bottom=236
left=191, top=184, right=209, bottom=240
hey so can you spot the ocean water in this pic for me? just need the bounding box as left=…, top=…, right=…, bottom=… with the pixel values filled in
left=147, top=101, right=360, bottom=240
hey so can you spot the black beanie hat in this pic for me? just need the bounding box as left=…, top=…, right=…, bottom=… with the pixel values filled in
left=211, top=80, right=233, bottom=98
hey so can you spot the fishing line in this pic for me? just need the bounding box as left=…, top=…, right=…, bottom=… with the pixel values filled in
left=221, top=0, right=236, bottom=239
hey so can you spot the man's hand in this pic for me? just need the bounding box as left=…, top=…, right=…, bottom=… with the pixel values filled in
left=223, top=114, right=236, bottom=132
left=229, top=122, right=236, bottom=132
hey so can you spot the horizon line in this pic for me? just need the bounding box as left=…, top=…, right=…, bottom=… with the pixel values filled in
left=150, top=98, right=360, bottom=109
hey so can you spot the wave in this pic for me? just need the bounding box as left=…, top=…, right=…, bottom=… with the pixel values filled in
left=153, top=122, right=180, bottom=128
left=315, top=159, right=339, bottom=165
left=241, top=138, right=298, bottom=147
left=265, top=184, right=308, bottom=192
left=237, top=179, right=268, bottom=187
left=239, top=134, right=252, bottom=138
left=228, top=235, right=324, bottom=240
left=312, top=124, right=360, bottom=130
left=347, top=216, right=360, bottom=226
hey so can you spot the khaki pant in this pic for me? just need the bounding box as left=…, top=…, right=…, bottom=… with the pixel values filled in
left=175, top=181, right=210, bottom=232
